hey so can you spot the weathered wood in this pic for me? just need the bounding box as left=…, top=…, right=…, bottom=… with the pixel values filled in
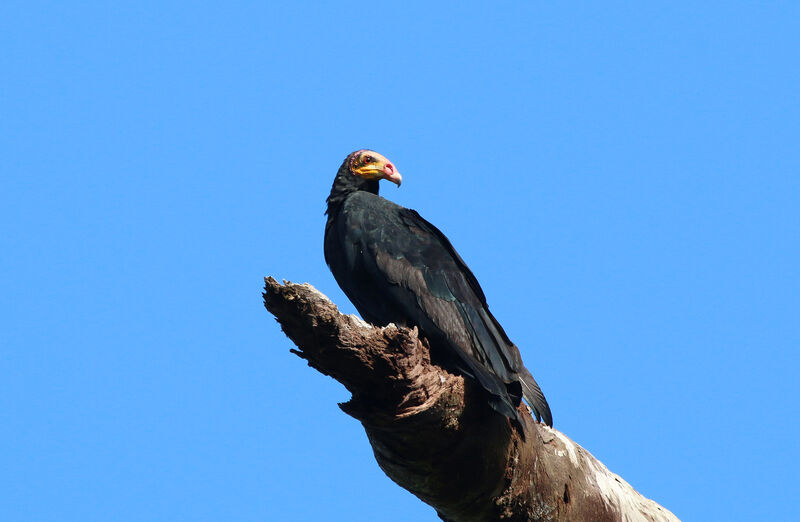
left=263, top=277, right=679, bottom=522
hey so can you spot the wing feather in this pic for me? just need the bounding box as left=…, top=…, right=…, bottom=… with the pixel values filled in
left=339, top=194, right=552, bottom=425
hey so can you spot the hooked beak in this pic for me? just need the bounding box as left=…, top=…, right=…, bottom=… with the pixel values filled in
left=382, top=162, right=402, bottom=187
left=353, top=157, right=403, bottom=187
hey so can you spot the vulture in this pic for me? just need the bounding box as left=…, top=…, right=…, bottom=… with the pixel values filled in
left=324, top=149, right=552, bottom=428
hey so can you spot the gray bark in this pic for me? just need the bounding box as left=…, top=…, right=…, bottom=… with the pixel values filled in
left=263, top=277, right=679, bottom=522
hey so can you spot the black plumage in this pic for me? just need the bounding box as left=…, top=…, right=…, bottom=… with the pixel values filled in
left=324, top=150, right=552, bottom=427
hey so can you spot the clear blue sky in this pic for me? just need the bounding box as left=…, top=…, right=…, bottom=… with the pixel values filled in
left=2, top=2, right=798, bottom=521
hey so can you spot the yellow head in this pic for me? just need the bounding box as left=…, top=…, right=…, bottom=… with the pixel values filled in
left=349, top=150, right=402, bottom=186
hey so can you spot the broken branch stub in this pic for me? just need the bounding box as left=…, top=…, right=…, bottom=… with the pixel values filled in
left=263, top=277, right=678, bottom=522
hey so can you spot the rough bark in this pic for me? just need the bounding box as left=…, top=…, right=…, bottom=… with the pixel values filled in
left=263, top=277, right=679, bottom=522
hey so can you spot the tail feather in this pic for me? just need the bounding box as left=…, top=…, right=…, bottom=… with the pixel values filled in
left=519, top=368, right=553, bottom=426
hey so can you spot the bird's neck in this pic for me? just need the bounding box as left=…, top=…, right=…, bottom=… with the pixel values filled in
left=325, top=164, right=379, bottom=216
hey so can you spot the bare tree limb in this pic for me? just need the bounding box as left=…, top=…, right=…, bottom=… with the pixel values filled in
left=263, top=277, right=679, bottom=522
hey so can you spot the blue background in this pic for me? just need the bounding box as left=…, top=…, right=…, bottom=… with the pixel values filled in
left=2, top=2, right=798, bottom=520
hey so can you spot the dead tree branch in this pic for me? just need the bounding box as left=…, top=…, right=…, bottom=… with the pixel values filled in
left=263, top=277, right=678, bottom=522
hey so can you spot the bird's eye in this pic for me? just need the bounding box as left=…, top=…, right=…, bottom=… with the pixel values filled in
left=364, top=155, right=374, bottom=163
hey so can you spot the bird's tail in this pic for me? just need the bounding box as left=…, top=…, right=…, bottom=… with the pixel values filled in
left=519, top=367, right=553, bottom=427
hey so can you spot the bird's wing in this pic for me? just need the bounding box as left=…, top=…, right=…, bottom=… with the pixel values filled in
left=348, top=197, right=551, bottom=425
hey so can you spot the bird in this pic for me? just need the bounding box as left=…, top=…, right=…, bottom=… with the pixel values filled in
left=324, top=149, right=552, bottom=428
